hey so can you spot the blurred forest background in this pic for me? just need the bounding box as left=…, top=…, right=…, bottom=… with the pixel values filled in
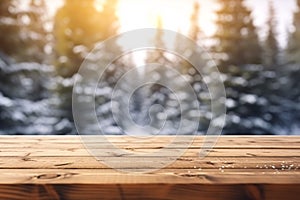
left=0, top=0, right=300, bottom=135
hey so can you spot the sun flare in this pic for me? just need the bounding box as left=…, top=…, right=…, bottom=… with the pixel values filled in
left=116, top=0, right=215, bottom=36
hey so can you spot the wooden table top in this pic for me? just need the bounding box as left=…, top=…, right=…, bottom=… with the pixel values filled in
left=0, top=135, right=299, bottom=200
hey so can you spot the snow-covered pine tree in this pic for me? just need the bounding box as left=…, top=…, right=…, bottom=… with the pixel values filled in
left=189, top=1, right=201, bottom=42
left=176, top=1, right=202, bottom=75
left=212, top=0, right=262, bottom=68
left=0, top=0, right=20, bottom=60
left=264, top=0, right=279, bottom=68
left=54, top=0, right=102, bottom=77
left=20, top=0, right=49, bottom=63
left=0, top=0, right=48, bottom=63
left=54, top=0, right=123, bottom=130
left=286, top=0, right=300, bottom=64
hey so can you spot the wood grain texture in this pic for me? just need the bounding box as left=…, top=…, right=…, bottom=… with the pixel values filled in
left=0, top=184, right=299, bottom=200
left=0, top=136, right=299, bottom=200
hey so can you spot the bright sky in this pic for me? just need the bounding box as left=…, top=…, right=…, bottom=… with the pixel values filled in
left=47, top=0, right=296, bottom=47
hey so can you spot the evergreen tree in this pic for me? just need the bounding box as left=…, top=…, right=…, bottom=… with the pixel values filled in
left=100, top=0, right=119, bottom=40
left=54, top=0, right=102, bottom=77
left=177, top=1, right=202, bottom=74
left=264, top=1, right=279, bottom=67
left=0, top=1, right=20, bottom=60
left=142, top=16, right=201, bottom=134
left=54, top=0, right=122, bottom=124
left=189, top=2, right=201, bottom=42
left=286, top=0, right=300, bottom=64
left=96, top=0, right=124, bottom=85
left=145, top=16, right=165, bottom=64
left=144, top=16, right=169, bottom=90
left=212, top=0, right=262, bottom=67
left=54, top=0, right=120, bottom=77
left=20, top=0, right=49, bottom=63
left=0, top=0, right=48, bottom=63
left=0, top=0, right=19, bottom=59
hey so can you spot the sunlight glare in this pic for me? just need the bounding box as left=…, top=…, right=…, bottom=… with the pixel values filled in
left=117, top=0, right=192, bottom=33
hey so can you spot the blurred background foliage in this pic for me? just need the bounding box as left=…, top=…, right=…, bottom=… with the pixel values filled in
left=0, top=0, right=300, bottom=135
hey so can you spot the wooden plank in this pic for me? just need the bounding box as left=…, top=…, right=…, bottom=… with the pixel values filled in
left=1, top=136, right=300, bottom=149
left=0, top=136, right=299, bottom=199
left=0, top=169, right=299, bottom=184
left=0, top=148, right=299, bottom=157
left=0, top=184, right=298, bottom=200
left=0, top=156, right=299, bottom=170
left=0, top=135, right=299, bottom=144
left=1, top=142, right=300, bottom=149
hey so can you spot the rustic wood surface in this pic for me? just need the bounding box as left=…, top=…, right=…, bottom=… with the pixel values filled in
left=0, top=136, right=299, bottom=200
